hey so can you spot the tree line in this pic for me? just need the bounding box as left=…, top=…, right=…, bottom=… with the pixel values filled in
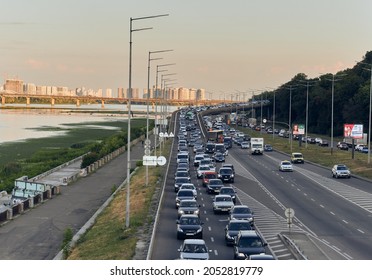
left=255, top=51, right=372, bottom=138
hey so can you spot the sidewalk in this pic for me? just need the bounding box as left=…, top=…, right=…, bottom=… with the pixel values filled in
left=0, top=138, right=147, bottom=260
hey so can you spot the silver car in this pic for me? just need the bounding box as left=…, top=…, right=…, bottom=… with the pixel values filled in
left=178, top=239, right=210, bottom=260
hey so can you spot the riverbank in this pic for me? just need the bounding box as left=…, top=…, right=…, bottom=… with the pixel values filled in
left=0, top=117, right=150, bottom=193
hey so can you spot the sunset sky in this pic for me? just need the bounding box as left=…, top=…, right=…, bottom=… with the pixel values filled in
left=1, top=0, right=372, bottom=98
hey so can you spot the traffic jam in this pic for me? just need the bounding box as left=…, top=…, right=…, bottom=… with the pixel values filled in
left=172, top=109, right=273, bottom=260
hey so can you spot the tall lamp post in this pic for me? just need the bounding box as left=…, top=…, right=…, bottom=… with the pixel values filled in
left=322, top=73, right=346, bottom=155
left=145, top=49, right=173, bottom=186
left=126, top=13, right=168, bottom=229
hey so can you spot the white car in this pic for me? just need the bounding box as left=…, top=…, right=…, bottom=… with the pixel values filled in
left=197, top=165, right=211, bottom=178
left=241, top=141, right=249, bottom=149
left=212, top=194, right=234, bottom=214
left=279, top=160, right=293, bottom=172
left=178, top=239, right=210, bottom=260
left=332, top=164, right=351, bottom=178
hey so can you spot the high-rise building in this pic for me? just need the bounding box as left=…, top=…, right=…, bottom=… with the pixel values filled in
left=4, top=79, right=23, bottom=93
left=197, top=88, right=206, bottom=101
left=105, top=88, right=112, bottom=98
left=178, top=87, right=189, bottom=100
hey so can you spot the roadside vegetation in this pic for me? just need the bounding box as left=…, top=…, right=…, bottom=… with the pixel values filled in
left=66, top=139, right=172, bottom=260
left=0, top=119, right=152, bottom=193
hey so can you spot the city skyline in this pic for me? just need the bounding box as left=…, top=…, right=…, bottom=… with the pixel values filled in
left=1, top=0, right=372, bottom=98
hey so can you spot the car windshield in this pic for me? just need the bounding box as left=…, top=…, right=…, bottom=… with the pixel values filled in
left=228, top=222, right=252, bottom=231
left=180, top=201, right=197, bottom=207
left=182, top=244, right=207, bottom=253
left=181, top=185, right=194, bottom=190
left=179, top=217, right=200, bottom=225
left=199, top=166, right=210, bottom=171
left=177, top=172, right=188, bottom=177
left=239, top=237, right=263, bottom=248
left=234, top=207, right=252, bottom=214
left=220, top=169, right=232, bottom=174
left=205, top=174, right=217, bottom=179
left=294, top=154, right=302, bottom=158
left=337, top=166, right=348, bottom=170
left=220, top=188, right=234, bottom=195
left=176, top=178, right=190, bottom=184
left=178, top=190, right=193, bottom=197
left=216, top=196, right=232, bottom=202
left=282, top=162, right=291, bottom=166
left=209, top=180, right=223, bottom=186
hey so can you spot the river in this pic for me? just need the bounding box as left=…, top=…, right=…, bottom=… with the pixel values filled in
left=0, top=103, right=179, bottom=144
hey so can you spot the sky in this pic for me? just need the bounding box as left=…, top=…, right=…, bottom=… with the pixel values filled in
left=1, top=0, right=372, bottom=99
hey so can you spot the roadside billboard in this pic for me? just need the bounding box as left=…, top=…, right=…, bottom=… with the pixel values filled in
left=344, top=124, right=363, bottom=139
left=293, top=124, right=305, bottom=135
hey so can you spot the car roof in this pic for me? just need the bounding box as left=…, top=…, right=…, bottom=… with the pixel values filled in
left=215, top=194, right=232, bottom=198
left=238, top=230, right=260, bottom=237
left=281, top=160, right=291, bottom=163
left=183, top=239, right=206, bottom=245
left=233, top=205, right=250, bottom=209
left=292, top=152, right=303, bottom=155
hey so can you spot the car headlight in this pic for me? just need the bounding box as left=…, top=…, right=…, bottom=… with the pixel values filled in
left=177, top=227, right=184, bottom=233
left=231, top=174, right=234, bottom=177
left=178, top=210, right=184, bottom=215
left=196, top=228, right=202, bottom=233
left=195, top=209, right=200, bottom=215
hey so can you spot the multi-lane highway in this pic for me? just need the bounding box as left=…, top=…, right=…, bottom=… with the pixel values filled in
left=149, top=109, right=372, bottom=260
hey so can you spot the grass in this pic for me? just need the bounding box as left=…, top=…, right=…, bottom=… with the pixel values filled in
left=238, top=126, right=372, bottom=179
left=66, top=138, right=172, bottom=260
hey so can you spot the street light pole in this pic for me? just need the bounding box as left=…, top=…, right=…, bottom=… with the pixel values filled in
left=154, top=63, right=176, bottom=156
left=145, top=50, right=173, bottom=186
left=126, top=13, right=168, bottom=229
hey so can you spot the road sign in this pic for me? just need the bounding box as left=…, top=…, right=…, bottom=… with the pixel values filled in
left=163, top=132, right=169, bottom=137
left=144, top=148, right=151, bottom=156
left=159, top=132, right=164, bottom=137
left=145, top=139, right=151, bottom=145
left=157, top=156, right=167, bottom=166
left=142, top=156, right=157, bottom=166
left=168, top=132, right=174, bottom=137
left=284, top=208, right=295, bottom=218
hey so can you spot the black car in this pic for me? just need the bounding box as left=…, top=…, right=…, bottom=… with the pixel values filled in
left=213, top=152, right=225, bottom=162
left=176, top=189, right=196, bottom=208
left=233, top=230, right=267, bottom=259
left=218, top=167, right=234, bottom=183
left=176, top=214, right=204, bottom=240
left=205, top=142, right=215, bottom=154
left=222, top=163, right=235, bottom=175
left=206, top=179, right=224, bottom=194
left=225, top=220, right=253, bottom=246
left=219, top=186, right=237, bottom=204
left=174, top=177, right=191, bottom=193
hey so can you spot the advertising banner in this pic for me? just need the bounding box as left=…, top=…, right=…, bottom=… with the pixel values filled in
left=293, top=124, right=305, bottom=135
left=344, top=124, right=363, bottom=139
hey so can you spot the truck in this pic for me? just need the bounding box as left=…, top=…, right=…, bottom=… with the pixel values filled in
left=343, top=133, right=368, bottom=148
left=207, top=129, right=224, bottom=143
left=250, top=138, right=264, bottom=155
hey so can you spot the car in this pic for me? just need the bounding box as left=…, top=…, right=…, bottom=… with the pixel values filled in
left=175, top=189, right=195, bottom=208
left=218, top=167, right=235, bottom=183
left=197, top=165, right=211, bottom=178
left=212, top=194, right=234, bottom=214
left=225, top=219, right=253, bottom=245
left=200, top=158, right=215, bottom=171
left=193, top=154, right=205, bottom=167
left=179, top=183, right=197, bottom=198
left=222, top=163, right=235, bottom=175
left=233, top=230, right=267, bottom=259
left=332, top=164, right=351, bottom=179
left=178, top=239, right=210, bottom=260
left=174, top=171, right=190, bottom=180
left=241, top=141, right=249, bottom=149
left=248, top=254, right=275, bottom=260
left=319, top=139, right=329, bottom=146
left=177, top=152, right=189, bottom=164
left=206, top=178, right=224, bottom=194
left=264, top=144, right=273, bottom=151
left=176, top=214, right=203, bottom=239
left=290, top=152, right=304, bottom=164
left=355, top=144, right=367, bottom=151
left=213, top=152, right=225, bottom=162
left=177, top=162, right=190, bottom=173
left=201, top=171, right=218, bottom=187
left=174, top=177, right=191, bottom=192
left=360, top=146, right=369, bottom=153
left=279, top=160, right=293, bottom=172
left=219, top=186, right=237, bottom=204
left=337, top=143, right=349, bottom=151
left=307, top=137, right=316, bottom=144
left=177, top=199, right=200, bottom=218
left=229, top=205, right=254, bottom=225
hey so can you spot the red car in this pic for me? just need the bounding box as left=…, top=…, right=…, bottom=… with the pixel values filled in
left=202, top=171, right=217, bottom=187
